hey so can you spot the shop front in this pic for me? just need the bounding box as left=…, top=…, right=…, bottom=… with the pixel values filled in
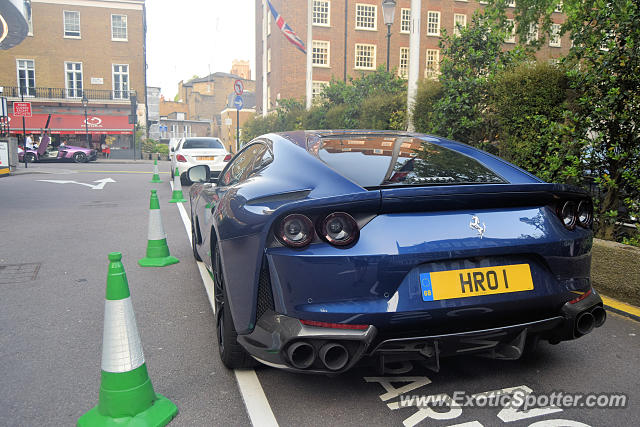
left=7, top=113, right=133, bottom=153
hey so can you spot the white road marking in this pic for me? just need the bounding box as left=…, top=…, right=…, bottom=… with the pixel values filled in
left=37, top=177, right=115, bottom=190
left=171, top=181, right=279, bottom=427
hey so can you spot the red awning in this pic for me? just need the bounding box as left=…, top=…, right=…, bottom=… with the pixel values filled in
left=7, top=114, right=133, bottom=135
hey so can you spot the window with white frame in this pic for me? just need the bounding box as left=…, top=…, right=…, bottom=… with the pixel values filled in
left=176, top=112, right=185, bottom=121
left=400, top=8, right=411, bottom=33
left=63, top=11, right=80, bottom=38
left=554, top=1, right=563, bottom=13
left=355, top=4, right=376, bottom=30
left=453, top=14, right=466, bottom=36
left=526, top=23, right=539, bottom=44
left=112, top=64, right=129, bottom=99
left=267, top=47, right=271, bottom=72
left=355, top=44, right=376, bottom=69
left=424, top=49, right=439, bottom=79
left=312, top=41, right=330, bottom=66
left=398, top=47, right=409, bottom=79
left=507, top=0, right=516, bottom=7
left=549, top=23, right=562, bottom=47
left=65, top=62, right=83, bottom=98
left=184, top=125, right=190, bottom=136
left=111, top=14, right=128, bottom=40
left=427, top=11, right=440, bottom=36
left=16, top=59, right=35, bottom=96
left=313, top=1, right=330, bottom=26
left=312, top=81, right=329, bottom=100
left=505, top=19, right=516, bottom=43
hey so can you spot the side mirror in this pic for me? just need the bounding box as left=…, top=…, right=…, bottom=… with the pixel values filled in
left=186, top=164, right=210, bottom=185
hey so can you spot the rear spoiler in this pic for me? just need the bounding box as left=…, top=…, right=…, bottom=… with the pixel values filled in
left=379, top=183, right=590, bottom=213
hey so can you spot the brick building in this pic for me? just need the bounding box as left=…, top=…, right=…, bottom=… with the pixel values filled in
left=231, top=59, right=251, bottom=80
left=0, top=0, right=146, bottom=153
left=255, top=0, right=571, bottom=112
left=220, top=91, right=257, bottom=153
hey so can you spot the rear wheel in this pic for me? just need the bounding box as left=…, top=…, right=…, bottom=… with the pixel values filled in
left=25, top=153, right=36, bottom=163
left=170, top=167, right=174, bottom=179
left=191, top=221, right=202, bottom=261
left=180, top=172, right=189, bottom=186
left=73, top=152, right=87, bottom=163
left=213, top=242, right=258, bottom=369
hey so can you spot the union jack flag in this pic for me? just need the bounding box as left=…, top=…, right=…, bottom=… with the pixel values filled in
left=266, top=0, right=306, bottom=54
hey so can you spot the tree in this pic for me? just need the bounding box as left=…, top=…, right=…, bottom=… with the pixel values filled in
left=431, top=12, right=528, bottom=151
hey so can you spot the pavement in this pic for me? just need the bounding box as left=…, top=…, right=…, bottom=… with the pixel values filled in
left=1, top=162, right=638, bottom=426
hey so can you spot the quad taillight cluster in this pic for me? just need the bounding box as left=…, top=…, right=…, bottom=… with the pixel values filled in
left=556, top=199, right=593, bottom=230
left=276, top=212, right=360, bottom=248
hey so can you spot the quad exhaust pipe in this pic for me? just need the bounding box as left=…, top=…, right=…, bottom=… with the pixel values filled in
left=591, top=306, right=606, bottom=328
left=319, top=343, right=349, bottom=371
left=287, top=341, right=316, bottom=369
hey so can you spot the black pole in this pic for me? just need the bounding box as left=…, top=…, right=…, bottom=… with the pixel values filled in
left=386, top=24, right=391, bottom=72
left=21, top=88, right=27, bottom=169
left=84, top=105, right=89, bottom=148
left=236, top=108, right=240, bottom=153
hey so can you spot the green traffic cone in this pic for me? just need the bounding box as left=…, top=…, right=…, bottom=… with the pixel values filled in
left=139, top=190, right=179, bottom=267
left=169, top=168, right=186, bottom=203
left=150, top=159, right=162, bottom=183
left=77, top=252, right=178, bottom=426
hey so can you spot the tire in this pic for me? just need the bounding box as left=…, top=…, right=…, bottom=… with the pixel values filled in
left=191, top=221, right=202, bottom=261
left=73, top=152, right=87, bottom=163
left=170, top=167, right=174, bottom=179
left=25, top=153, right=36, bottom=163
left=213, top=242, right=258, bottom=369
left=180, top=172, right=189, bottom=186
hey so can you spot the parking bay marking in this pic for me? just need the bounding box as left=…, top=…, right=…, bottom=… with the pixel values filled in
left=171, top=181, right=279, bottom=427
left=37, top=178, right=115, bottom=190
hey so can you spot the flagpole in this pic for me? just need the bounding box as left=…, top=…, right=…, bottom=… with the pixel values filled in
left=305, top=0, right=313, bottom=110
left=406, top=0, right=421, bottom=132
left=262, top=0, right=268, bottom=117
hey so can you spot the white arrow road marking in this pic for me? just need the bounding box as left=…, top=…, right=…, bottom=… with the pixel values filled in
left=37, top=178, right=116, bottom=190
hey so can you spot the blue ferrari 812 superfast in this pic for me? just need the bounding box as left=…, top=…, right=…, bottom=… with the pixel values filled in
left=187, top=131, right=605, bottom=374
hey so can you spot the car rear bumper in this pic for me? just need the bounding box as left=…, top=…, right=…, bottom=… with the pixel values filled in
left=238, top=290, right=604, bottom=374
left=176, top=159, right=227, bottom=176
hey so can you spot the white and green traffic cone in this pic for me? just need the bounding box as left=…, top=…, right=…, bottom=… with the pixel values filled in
left=77, top=252, right=178, bottom=426
left=169, top=168, right=186, bottom=203
left=139, top=190, right=179, bottom=267
left=150, top=159, right=162, bottom=183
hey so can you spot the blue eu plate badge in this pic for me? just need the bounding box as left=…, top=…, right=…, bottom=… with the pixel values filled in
left=420, top=273, right=434, bottom=301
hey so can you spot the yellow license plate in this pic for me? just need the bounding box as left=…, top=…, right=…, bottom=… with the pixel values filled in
left=419, top=264, right=533, bottom=301
left=197, top=156, right=216, bottom=161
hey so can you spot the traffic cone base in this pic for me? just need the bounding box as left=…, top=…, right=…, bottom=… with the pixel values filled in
left=139, top=191, right=179, bottom=267
left=78, top=393, right=177, bottom=427
left=77, top=252, right=178, bottom=426
left=168, top=190, right=186, bottom=203
left=150, top=160, right=162, bottom=183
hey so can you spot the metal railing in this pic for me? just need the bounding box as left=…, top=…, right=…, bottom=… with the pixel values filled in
left=2, top=86, right=136, bottom=102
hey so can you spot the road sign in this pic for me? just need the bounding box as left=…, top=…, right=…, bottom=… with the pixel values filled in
left=233, top=95, right=244, bottom=110
left=13, top=102, right=32, bottom=117
left=234, top=80, right=244, bottom=96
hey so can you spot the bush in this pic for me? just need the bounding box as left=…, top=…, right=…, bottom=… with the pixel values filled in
left=413, top=80, right=443, bottom=135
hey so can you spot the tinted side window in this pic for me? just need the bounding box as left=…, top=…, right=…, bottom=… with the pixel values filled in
left=219, top=143, right=265, bottom=186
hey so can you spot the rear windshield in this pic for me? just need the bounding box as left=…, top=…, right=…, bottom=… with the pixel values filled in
left=182, top=138, right=224, bottom=149
left=317, top=135, right=505, bottom=188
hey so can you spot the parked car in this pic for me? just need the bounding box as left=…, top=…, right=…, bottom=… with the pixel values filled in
left=170, top=137, right=231, bottom=185
left=19, top=143, right=97, bottom=163
left=187, top=131, right=605, bottom=374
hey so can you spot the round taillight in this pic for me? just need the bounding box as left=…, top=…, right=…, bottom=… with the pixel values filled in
left=559, top=201, right=577, bottom=230
left=577, top=200, right=593, bottom=228
left=277, top=214, right=314, bottom=247
left=320, top=212, right=359, bottom=246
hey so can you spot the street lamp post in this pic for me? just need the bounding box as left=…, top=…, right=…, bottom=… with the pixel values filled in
left=81, top=94, right=89, bottom=149
left=382, top=0, right=397, bottom=73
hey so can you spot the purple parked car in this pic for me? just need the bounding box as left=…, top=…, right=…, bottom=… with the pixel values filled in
left=19, top=135, right=97, bottom=163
